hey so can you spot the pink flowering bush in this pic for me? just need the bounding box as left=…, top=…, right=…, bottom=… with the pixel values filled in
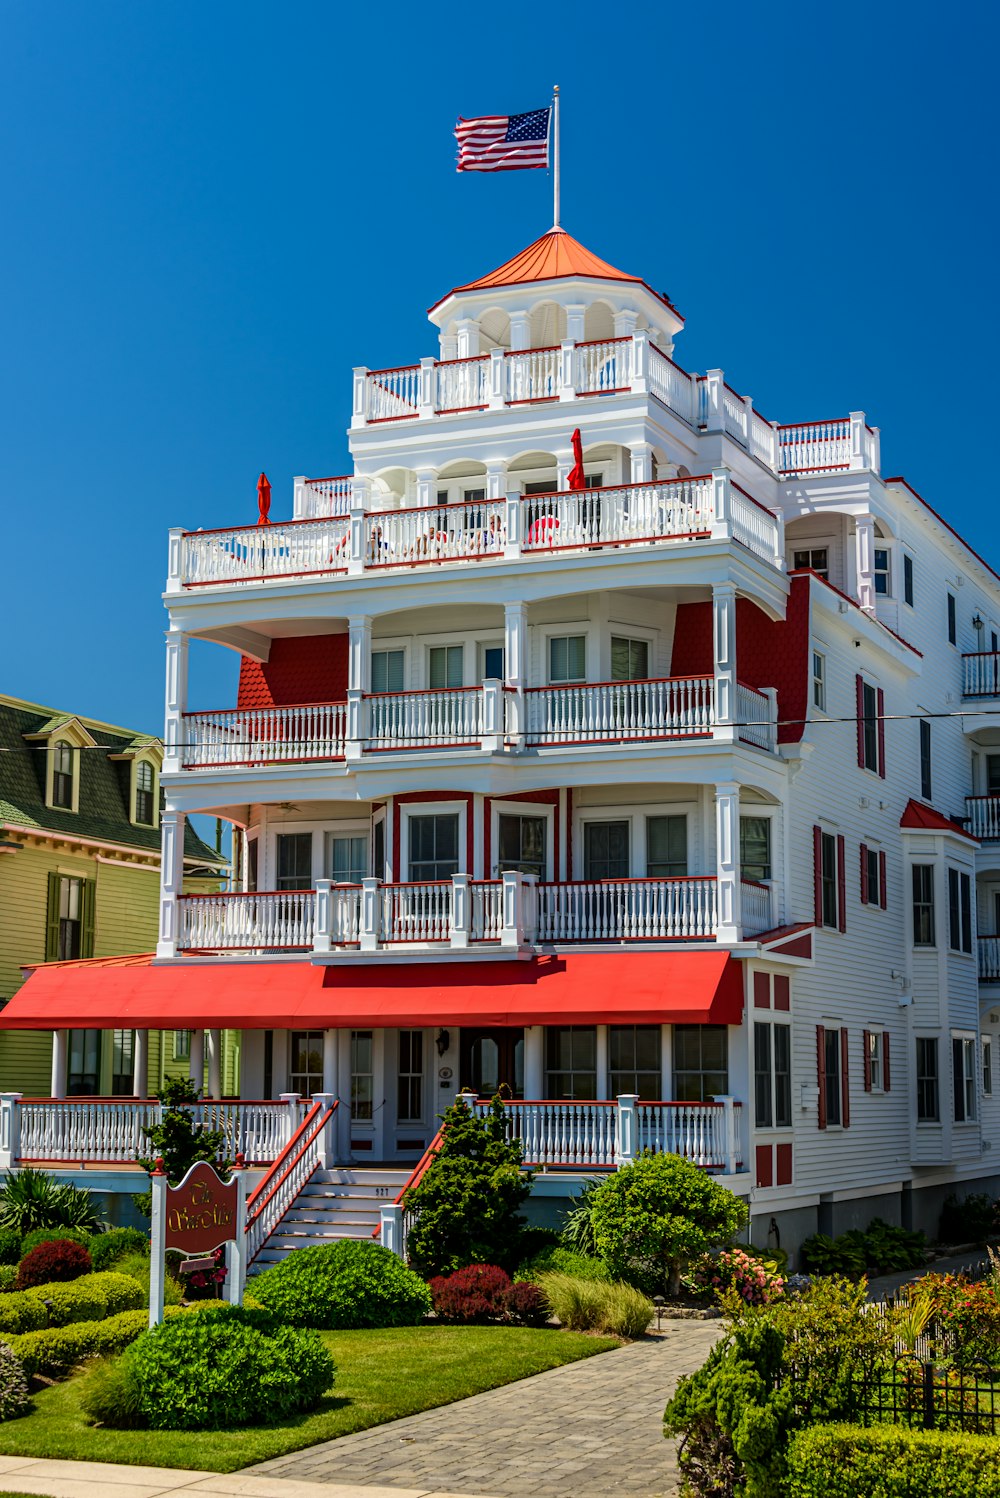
left=685, top=1246, right=785, bottom=1305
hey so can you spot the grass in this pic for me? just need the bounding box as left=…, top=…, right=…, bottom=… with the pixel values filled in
left=0, top=1324, right=620, bottom=1471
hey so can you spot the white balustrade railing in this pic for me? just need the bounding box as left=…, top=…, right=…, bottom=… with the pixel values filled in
left=740, top=880, right=773, bottom=936
left=575, top=337, right=633, bottom=396
left=722, top=383, right=749, bottom=445
left=536, top=878, right=719, bottom=941
left=963, top=653, right=1000, bottom=697
left=735, top=682, right=776, bottom=751
left=14, top=1098, right=299, bottom=1167
left=367, top=364, right=420, bottom=421
left=300, top=476, right=352, bottom=517
left=505, top=345, right=560, bottom=403
left=523, top=476, right=713, bottom=551
left=648, top=343, right=695, bottom=423
left=476, top=1100, right=618, bottom=1167
left=368, top=687, right=485, bottom=749
left=636, top=1101, right=740, bottom=1170
left=178, top=891, right=316, bottom=951
left=181, top=517, right=350, bottom=586
left=245, top=1098, right=338, bottom=1263
left=380, top=882, right=452, bottom=942
left=979, top=936, right=1000, bottom=982
left=526, top=677, right=714, bottom=744
left=182, top=703, right=347, bottom=768
left=471, top=881, right=504, bottom=941
left=365, top=498, right=506, bottom=567
left=748, top=409, right=778, bottom=469
left=966, top=797, right=1000, bottom=841
left=778, top=419, right=851, bottom=473
left=436, top=355, right=489, bottom=412
left=730, top=482, right=780, bottom=565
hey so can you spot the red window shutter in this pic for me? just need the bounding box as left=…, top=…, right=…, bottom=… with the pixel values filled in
left=841, top=1027, right=851, bottom=1127
left=877, top=688, right=886, bottom=778
left=837, top=834, right=847, bottom=932
left=776, top=1142, right=793, bottom=1186
left=882, top=1031, right=891, bottom=1091
left=817, top=1025, right=827, bottom=1129
left=755, top=1144, right=773, bottom=1188
left=860, top=843, right=869, bottom=904
left=856, top=674, right=865, bottom=766
left=754, top=972, right=771, bottom=1009
left=773, top=975, right=790, bottom=1011
left=879, top=850, right=887, bottom=910
left=863, top=1030, right=872, bottom=1091
left=813, top=825, right=823, bottom=925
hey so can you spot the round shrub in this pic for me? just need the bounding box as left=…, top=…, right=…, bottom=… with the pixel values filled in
left=16, top=1238, right=92, bottom=1290
left=0, top=1231, right=22, bottom=1267
left=516, top=1246, right=609, bottom=1283
left=84, top=1303, right=334, bottom=1430
left=87, top=1228, right=148, bottom=1273
left=429, top=1264, right=511, bottom=1323
left=504, top=1280, right=549, bottom=1326
left=252, top=1241, right=431, bottom=1330
left=0, top=1291, right=47, bottom=1336
left=20, top=1227, right=90, bottom=1258
left=0, top=1345, right=29, bottom=1422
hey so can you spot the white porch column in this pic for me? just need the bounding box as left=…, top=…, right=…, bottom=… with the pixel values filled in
left=849, top=410, right=868, bottom=471
left=485, top=460, right=507, bottom=501
left=415, top=468, right=437, bottom=508
left=0, top=1095, right=22, bottom=1170
left=714, top=781, right=742, bottom=943
left=504, top=491, right=523, bottom=561
left=855, top=513, right=876, bottom=613
left=504, top=602, right=528, bottom=749
left=351, top=365, right=370, bottom=427
left=450, top=873, right=469, bottom=949
left=163, top=631, right=189, bottom=772
left=565, top=304, right=586, bottom=342
left=189, top=1028, right=206, bottom=1092
left=455, top=318, right=481, bottom=358
left=156, top=808, right=186, bottom=958
left=613, top=308, right=639, bottom=340
left=51, top=1031, right=68, bottom=1099
left=166, top=528, right=184, bottom=594
left=132, top=1030, right=149, bottom=1097
left=556, top=451, right=572, bottom=491
left=347, top=474, right=370, bottom=577
left=501, top=871, right=526, bottom=950
left=524, top=1026, right=544, bottom=1099
left=509, top=309, right=530, bottom=351
left=207, top=1029, right=223, bottom=1098
left=360, top=878, right=380, bottom=952
left=630, top=442, right=654, bottom=484
left=346, top=614, right=372, bottom=763
left=702, top=369, right=724, bottom=430
left=323, top=1029, right=338, bottom=1095
left=712, top=581, right=738, bottom=743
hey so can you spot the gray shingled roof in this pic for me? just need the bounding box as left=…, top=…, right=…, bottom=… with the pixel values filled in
left=0, top=696, right=222, bottom=866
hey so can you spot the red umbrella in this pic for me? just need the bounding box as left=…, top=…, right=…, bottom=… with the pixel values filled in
left=567, top=429, right=586, bottom=491
left=256, top=471, right=272, bottom=526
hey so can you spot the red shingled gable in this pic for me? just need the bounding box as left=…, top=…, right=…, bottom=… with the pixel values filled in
left=237, top=635, right=348, bottom=710
left=900, top=798, right=978, bottom=843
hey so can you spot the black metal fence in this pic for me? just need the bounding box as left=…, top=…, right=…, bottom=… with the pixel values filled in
left=790, top=1354, right=1000, bottom=1435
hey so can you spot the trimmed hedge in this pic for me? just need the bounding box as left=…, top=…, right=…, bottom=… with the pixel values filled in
left=7, top=1306, right=187, bottom=1379
left=252, top=1240, right=431, bottom=1329
left=0, top=1272, right=144, bottom=1335
left=785, top=1423, right=1000, bottom=1497
left=0, top=1265, right=16, bottom=1292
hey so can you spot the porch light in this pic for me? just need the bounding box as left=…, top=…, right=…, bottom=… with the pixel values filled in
left=973, top=613, right=984, bottom=631
left=436, top=1028, right=450, bottom=1057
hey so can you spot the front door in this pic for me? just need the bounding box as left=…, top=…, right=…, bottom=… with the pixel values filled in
left=460, top=1029, right=525, bottom=1099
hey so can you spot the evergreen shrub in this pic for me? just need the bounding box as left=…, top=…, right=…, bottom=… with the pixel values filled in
left=0, top=1265, right=16, bottom=1292
left=785, top=1424, right=1000, bottom=1498
left=0, top=1231, right=21, bottom=1266
left=515, top=1246, right=609, bottom=1283
left=16, top=1238, right=92, bottom=1289
left=0, top=1345, right=29, bottom=1422
left=0, top=1271, right=144, bottom=1335
left=87, top=1228, right=148, bottom=1272
left=252, top=1240, right=431, bottom=1329
left=19, top=1227, right=90, bottom=1258
left=503, top=1280, right=549, bottom=1326
left=10, top=1306, right=185, bottom=1379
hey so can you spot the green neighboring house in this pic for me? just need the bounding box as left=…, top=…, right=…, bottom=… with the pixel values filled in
left=0, top=694, right=228, bottom=1096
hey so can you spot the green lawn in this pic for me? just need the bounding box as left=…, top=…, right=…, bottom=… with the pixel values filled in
left=0, top=1325, right=621, bottom=1472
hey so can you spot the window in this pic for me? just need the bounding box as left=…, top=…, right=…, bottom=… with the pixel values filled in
left=290, top=1031, right=323, bottom=1096
left=988, top=754, right=1000, bottom=795
left=546, top=1027, right=597, bottom=1100
left=583, top=820, right=630, bottom=880
left=609, top=1026, right=661, bottom=1098
left=920, top=720, right=932, bottom=801
left=584, top=473, right=604, bottom=489
left=371, top=649, right=405, bottom=693
left=916, top=1037, right=939, bottom=1121
left=135, top=761, right=155, bottom=825
left=646, top=816, right=687, bottom=877
left=912, top=865, right=935, bottom=945
left=611, top=637, right=649, bottom=682
left=276, top=833, right=313, bottom=891
left=816, top=830, right=841, bottom=929
left=741, top=817, right=771, bottom=883
left=67, top=1030, right=101, bottom=1096
left=812, top=652, right=826, bottom=711
left=864, top=1029, right=883, bottom=1092
left=948, top=868, right=973, bottom=954
left=372, top=816, right=385, bottom=881
left=859, top=679, right=880, bottom=772
left=874, top=547, right=890, bottom=596
left=111, top=1030, right=135, bottom=1096
left=408, top=813, right=459, bottom=881
left=793, top=547, right=829, bottom=579
left=861, top=843, right=886, bottom=909
left=903, top=554, right=914, bottom=607
left=397, top=1030, right=423, bottom=1122
left=329, top=834, right=367, bottom=884
left=497, top=814, right=546, bottom=879
left=953, top=1036, right=977, bottom=1122
left=817, top=1026, right=845, bottom=1128
left=173, top=1030, right=191, bottom=1062
left=463, top=487, right=485, bottom=505
left=524, top=479, right=558, bottom=496
left=52, top=741, right=74, bottom=809
left=673, top=1025, right=728, bottom=1103
left=984, top=1037, right=993, bottom=1097
left=45, top=874, right=95, bottom=963
left=754, top=1022, right=792, bottom=1128
left=429, top=645, right=463, bottom=689
left=482, top=646, right=504, bottom=681
left=351, top=1030, right=373, bottom=1118
left=549, top=635, right=586, bottom=684
left=947, top=593, right=957, bottom=645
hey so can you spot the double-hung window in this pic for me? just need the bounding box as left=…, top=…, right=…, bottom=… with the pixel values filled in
left=609, top=1025, right=661, bottom=1099
left=741, top=817, right=771, bottom=883
left=549, top=635, right=586, bottom=684
left=953, top=1036, right=977, bottom=1122
left=546, top=1026, right=597, bottom=1101
left=903, top=554, right=914, bottom=607
left=815, top=830, right=842, bottom=930
left=289, top=1031, right=323, bottom=1096
left=793, top=547, right=829, bottom=580
left=863, top=1028, right=885, bottom=1092
left=673, top=1025, right=728, bottom=1103
left=583, top=820, right=630, bottom=880
left=874, top=547, right=890, bottom=596
left=860, top=680, right=879, bottom=772
left=429, top=645, right=463, bottom=689
left=948, top=868, right=973, bottom=954
left=397, top=1030, right=424, bottom=1123
left=812, top=652, right=826, bottom=711
left=611, top=637, right=649, bottom=681
left=329, top=834, right=367, bottom=885
left=754, top=1022, right=792, bottom=1128
left=408, top=814, right=459, bottom=881
left=497, top=814, right=546, bottom=879
left=371, top=649, right=405, bottom=694
left=646, top=815, right=687, bottom=877
left=947, top=593, right=957, bottom=645
left=860, top=842, right=886, bottom=909
left=916, top=1037, right=940, bottom=1121
left=920, top=720, right=932, bottom=801
left=276, top=833, right=313, bottom=891
left=52, top=741, right=74, bottom=809
left=912, top=866, right=935, bottom=945
left=817, top=1024, right=846, bottom=1128
left=983, top=1037, right=993, bottom=1098
left=135, top=761, right=155, bottom=825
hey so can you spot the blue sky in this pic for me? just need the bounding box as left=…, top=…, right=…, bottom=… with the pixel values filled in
left=2, top=0, right=996, bottom=734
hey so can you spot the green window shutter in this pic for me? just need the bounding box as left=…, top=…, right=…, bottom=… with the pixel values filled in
left=45, top=873, right=61, bottom=962
left=80, top=878, right=96, bottom=959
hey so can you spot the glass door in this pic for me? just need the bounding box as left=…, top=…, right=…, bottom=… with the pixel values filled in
left=460, top=1029, right=524, bottom=1099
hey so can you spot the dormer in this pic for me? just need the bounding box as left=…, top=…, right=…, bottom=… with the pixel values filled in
left=108, top=737, right=164, bottom=829
left=22, top=715, right=97, bottom=815
left=427, top=227, right=685, bottom=358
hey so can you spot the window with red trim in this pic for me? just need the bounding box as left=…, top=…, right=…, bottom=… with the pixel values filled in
left=863, top=1028, right=886, bottom=1092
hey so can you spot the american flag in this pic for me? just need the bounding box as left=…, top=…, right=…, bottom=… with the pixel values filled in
left=455, top=107, right=551, bottom=173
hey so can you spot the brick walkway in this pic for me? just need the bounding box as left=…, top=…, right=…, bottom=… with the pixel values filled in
left=252, top=1320, right=723, bottom=1498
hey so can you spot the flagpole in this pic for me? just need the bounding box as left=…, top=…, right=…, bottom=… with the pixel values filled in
left=552, top=84, right=560, bottom=229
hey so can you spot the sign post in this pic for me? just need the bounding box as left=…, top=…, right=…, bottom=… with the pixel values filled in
left=148, top=1156, right=245, bottom=1328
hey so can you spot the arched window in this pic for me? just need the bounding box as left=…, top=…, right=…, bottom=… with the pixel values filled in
left=135, top=761, right=155, bottom=825
left=52, top=742, right=74, bottom=809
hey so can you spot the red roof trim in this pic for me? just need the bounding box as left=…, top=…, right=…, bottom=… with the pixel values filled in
left=899, top=798, right=978, bottom=843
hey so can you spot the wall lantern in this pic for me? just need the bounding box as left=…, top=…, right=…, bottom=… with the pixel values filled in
left=973, top=613, right=985, bottom=632
left=436, top=1028, right=451, bottom=1057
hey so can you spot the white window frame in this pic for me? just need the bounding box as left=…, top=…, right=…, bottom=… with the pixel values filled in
left=902, top=551, right=915, bottom=608
left=573, top=801, right=698, bottom=880
left=607, top=619, right=659, bottom=684
left=754, top=1017, right=793, bottom=1132
left=489, top=799, right=556, bottom=880
left=866, top=1025, right=885, bottom=1094
left=478, top=637, right=506, bottom=683
left=812, top=650, right=826, bottom=712
left=372, top=806, right=389, bottom=881
left=873, top=543, right=892, bottom=597
left=983, top=1034, right=993, bottom=1098
left=822, top=1020, right=844, bottom=1131
left=953, top=1030, right=978, bottom=1124
left=399, top=800, right=468, bottom=882
left=543, top=626, right=592, bottom=686
left=791, top=540, right=835, bottom=581
left=325, top=822, right=371, bottom=884
left=369, top=639, right=409, bottom=695
left=266, top=822, right=321, bottom=890
left=395, top=1028, right=428, bottom=1127
left=130, top=753, right=160, bottom=829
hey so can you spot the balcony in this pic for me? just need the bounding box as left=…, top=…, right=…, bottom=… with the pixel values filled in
left=979, top=936, right=1000, bottom=982
left=963, top=653, right=1000, bottom=697
left=170, top=472, right=784, bottom=592
left=966, top=797, right=1000, bottom=841
left=179, top=678, right=777, bottom=769
left=174, top=874, right=774, bottom=955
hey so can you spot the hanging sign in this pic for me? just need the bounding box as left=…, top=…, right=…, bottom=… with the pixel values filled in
left=165, top=1161, right=238, bottom=1255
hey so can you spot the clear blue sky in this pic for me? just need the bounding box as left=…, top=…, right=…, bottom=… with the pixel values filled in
left=2, top=0, right=996, bottom=732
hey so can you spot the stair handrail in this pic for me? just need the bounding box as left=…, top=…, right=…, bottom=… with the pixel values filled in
left=245, top=1096, right=338, bottom=1263
left=372, top=1122, right=446, bottom=1239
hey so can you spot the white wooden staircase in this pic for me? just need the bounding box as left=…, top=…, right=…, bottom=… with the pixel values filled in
left=249, top=1164, right=411, bottom=1272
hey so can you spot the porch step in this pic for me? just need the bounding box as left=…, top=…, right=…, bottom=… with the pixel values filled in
left=248, top=1165, right=413, bottom=1274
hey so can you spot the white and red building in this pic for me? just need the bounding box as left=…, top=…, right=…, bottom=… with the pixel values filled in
left=4, top=227, right=1000, bottom=1262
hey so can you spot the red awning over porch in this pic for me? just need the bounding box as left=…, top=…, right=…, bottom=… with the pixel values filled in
left=1, top=951, right=745, bottom=1029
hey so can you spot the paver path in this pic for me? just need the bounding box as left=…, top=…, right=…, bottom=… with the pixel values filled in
left=253, top=1320, right=723, bottom=1498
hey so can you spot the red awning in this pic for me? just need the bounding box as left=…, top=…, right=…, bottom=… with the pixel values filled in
left=0, top=951, right=745, bottom=1030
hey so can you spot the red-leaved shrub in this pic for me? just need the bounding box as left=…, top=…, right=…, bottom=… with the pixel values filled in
left=504, top=1280, right=549, bottom=1326
left=16, top=1237, right=92, bottom=1289
left=429, top=1264, right=511, bottom=1323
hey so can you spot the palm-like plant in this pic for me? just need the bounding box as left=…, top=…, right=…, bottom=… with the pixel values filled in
left=0, top=1167, right=102, bottom=1235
